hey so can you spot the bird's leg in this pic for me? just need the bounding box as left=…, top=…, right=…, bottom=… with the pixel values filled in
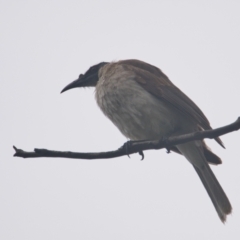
left=123, top=140, right=132, bottom=158
left=161, top=137, right=171, bottom=153
left=123, top=140, right=145, bottom=160
left=138, top=150, right=144, bottom=160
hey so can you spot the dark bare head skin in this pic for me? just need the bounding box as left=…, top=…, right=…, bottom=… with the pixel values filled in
left=61, top=62, right=108, bottom=93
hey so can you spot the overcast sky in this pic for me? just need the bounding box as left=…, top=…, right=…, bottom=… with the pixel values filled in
left=1, top=1, right=240, bottom=239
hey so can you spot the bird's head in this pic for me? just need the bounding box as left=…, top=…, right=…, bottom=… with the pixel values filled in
left=61, top=62, right=108, bottom=93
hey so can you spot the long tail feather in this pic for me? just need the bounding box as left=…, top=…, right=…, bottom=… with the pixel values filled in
left=177, top=141, right=232, bottom=222
left=193, top=165, right=232, bottom=222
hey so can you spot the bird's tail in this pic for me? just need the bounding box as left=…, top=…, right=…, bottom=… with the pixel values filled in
left=177, top=141, right=232, bottom=223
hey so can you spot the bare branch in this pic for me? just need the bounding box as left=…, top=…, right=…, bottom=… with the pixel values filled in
left=13, top=117, right=240, bottom=160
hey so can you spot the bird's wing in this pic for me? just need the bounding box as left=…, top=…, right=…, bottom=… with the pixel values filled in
left=119, top=59, right=224, bottom=148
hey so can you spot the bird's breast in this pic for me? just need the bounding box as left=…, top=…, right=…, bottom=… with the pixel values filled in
left=95, top=69, right=180, bottom=140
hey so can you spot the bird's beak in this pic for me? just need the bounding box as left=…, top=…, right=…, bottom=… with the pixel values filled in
left=61, top=71, right=99, bottom=93
left=61, top=78, right=83, bottom=93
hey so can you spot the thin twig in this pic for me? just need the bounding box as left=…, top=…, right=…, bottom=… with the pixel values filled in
left=13, top=117, right=240, bottom=160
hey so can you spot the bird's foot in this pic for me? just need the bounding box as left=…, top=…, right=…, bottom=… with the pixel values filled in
left=139, top=150, right=144, bottom=160
left=161, top=137, right=171, bottom=154
left=123, top=140, right=132, bottom=158
left=123, top=140, right=145, bottom=160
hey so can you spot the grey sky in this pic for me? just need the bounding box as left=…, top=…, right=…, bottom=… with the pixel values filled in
left=1, top=1, right=240, bottom=239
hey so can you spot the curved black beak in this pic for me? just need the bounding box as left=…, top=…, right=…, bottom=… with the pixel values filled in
left=61, top=62, right=108, bottom=94
left=61, top=78, right=82, bottom=93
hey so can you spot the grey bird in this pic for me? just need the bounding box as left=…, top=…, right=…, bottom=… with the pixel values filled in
left=61, top=59, right=232, bottom=222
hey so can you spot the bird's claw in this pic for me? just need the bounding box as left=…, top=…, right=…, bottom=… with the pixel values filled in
left=124, top=140, right=132, bottom=158
left=162, top=137, right=171, bottom=154
left=139, top=151, right=144, bottom=160
left=123, top=141, right=145, bottom=160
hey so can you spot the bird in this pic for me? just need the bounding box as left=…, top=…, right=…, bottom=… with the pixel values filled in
left=61, top=59, right=232, bottom=222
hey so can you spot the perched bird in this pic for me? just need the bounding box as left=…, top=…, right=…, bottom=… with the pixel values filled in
left=61, top=59, right=232, bottom=222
